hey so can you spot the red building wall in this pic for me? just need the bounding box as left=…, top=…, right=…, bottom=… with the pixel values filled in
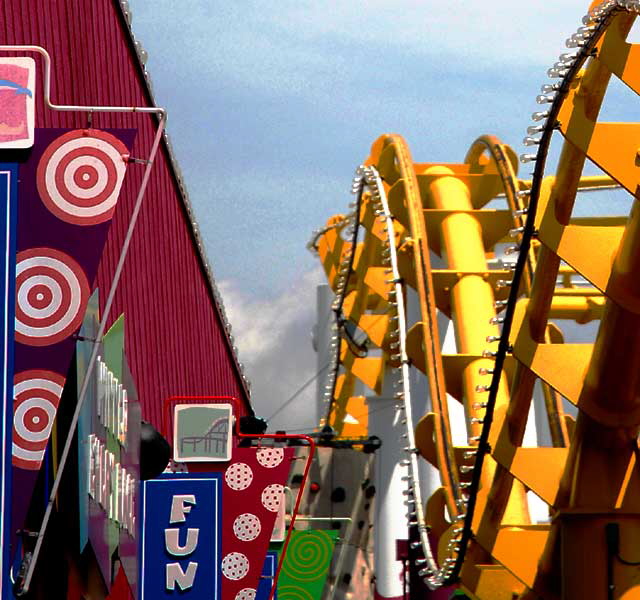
left=0, top=0, right=251, bottom=426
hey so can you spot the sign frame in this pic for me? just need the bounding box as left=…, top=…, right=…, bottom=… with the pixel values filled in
left=0, top=165, right=17, bottom=599
left=173, top=403, right=233, bottom=463
left=139, top=472, right=222, bottom=600
left=257, top=551, right=278, bottom=600
left=0, top=57, right=35, bottom=149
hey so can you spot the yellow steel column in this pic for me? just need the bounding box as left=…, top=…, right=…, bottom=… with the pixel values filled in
left=422, top=165, right=529, bottom=524
left=423, top=167, right=507, bottom=435
left=557, top=199, right=640, bottom=599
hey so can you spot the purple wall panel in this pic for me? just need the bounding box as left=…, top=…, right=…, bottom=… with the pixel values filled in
left=0, top=0, right=250, bottom=428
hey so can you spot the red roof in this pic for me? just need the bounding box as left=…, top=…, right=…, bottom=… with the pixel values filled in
left=0, top=0, right=252, bottom=424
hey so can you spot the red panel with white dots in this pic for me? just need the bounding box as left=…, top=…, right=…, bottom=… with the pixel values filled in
left=190, top=446, right=293, bottom=599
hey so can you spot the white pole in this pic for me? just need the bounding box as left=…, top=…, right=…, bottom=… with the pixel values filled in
left=367, top=391, right=406, bottom=600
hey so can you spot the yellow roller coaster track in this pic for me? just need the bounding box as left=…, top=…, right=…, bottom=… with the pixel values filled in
left=308, top=1, right=640, bottom=598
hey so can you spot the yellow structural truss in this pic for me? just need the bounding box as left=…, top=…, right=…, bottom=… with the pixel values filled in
left=309, top=2, right=640, bottom=598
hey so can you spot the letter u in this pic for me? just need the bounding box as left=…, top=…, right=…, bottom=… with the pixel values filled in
left=165, top=528, right=199, bottom=556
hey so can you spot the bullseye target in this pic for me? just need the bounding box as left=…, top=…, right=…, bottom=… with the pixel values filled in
left=15, top=248, right=90, bottom=347
left=12, top=370, right=65, bottom=470
left=37, top=129, right=129, bottom=226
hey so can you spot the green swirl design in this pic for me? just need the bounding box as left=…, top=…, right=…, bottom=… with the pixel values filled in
left=277, top=586, right=315, bottom=600
left=281, top=530, right=334, bottom=581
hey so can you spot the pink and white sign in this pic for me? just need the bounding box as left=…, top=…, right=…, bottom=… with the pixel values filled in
left=0, top=57, right=35, bottom=149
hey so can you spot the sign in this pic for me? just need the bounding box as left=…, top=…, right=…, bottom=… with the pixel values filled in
left=0, top=58, right=35, bottom=149
left=166, top=398, right=295, bottom=598
left=276, top=530, right=339, bottom=599
left=199, top=446, right=293, bottom=598
left=11, top=127, right=135, bottom=553
left=0, top=165, right=17, bottom=600
left=257, top=551, right=278, bottom=600
left=87, top=432, right=137, bottom=535
left=77, top=311, right=141, bottom=592
left=173, top=403, right=232, bottom=462
left=139, top=473, right=222, bottom=599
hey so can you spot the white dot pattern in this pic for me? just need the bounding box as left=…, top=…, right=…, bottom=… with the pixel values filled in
left=222, top=552, right=250, bottom=581
left=233, top=513, right=262, bottom=542
left=256, top=447, right=284, bottom=468
left=234, top=588, right=256, bottom=600
left=225, top=462, right=253, bottom=491
left=261, top=483, right=284, bottom=513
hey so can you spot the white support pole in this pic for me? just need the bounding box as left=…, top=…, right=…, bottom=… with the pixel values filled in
left=366, top=392, right=406, bottom=600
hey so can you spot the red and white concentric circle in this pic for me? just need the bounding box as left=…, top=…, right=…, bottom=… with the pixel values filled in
left=12, top=370, right=65, bottom=470
left=15, top=248, right=90, bottom=347
left=36, top=129, right=129, bottom=226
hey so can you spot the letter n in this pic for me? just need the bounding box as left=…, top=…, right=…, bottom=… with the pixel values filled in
left=166, top=562, right=198, bottom=591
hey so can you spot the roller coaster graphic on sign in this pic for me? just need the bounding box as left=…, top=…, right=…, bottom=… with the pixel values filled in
left=173, top=404, right=233, bottom=462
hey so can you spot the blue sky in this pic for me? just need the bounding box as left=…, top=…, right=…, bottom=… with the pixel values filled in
left=127, top=1, right=608, bottom=429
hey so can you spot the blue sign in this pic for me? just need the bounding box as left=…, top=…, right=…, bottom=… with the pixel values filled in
left=139, top=473, right=222, bottom=599
left=257, top=551, right=278, bottom=600
left=0, top=165, right=17, bottom=600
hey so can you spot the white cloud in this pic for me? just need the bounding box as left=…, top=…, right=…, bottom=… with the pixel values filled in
left=218, top=268, right=327, bottom=431
left=219, top=268, right=322, bottom=361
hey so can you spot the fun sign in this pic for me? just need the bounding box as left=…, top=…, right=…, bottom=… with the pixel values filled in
left=139, top=473, right=222, bottom=599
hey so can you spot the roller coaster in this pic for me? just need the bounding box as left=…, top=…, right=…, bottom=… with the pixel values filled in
left=308, top=2, right=640, bottom=598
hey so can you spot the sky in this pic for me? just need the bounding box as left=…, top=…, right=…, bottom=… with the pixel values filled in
left=127, top=0, right=611, bottom=431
